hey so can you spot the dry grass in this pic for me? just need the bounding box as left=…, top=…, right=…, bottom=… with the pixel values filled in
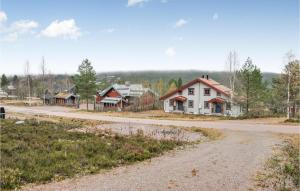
left=0, top=99, right=42, bottom=106
left=76, top=109, right=221, bottom=121
left=189, top=127, right=224, bottom=140
left=254, top=135, right=300, bottom=191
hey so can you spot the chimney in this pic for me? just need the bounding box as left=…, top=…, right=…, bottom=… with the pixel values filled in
left=206, top=75, right=209, bottom=79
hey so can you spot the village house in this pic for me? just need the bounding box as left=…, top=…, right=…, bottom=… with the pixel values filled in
left=160, top=75, right=242, bottom=116
left=95, top=82, right=157, bottom=111
left=53, top=91, right=79, bottom=107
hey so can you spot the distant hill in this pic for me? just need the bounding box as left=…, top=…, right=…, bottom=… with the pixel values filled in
left=96, top=70, right=279, bottom=87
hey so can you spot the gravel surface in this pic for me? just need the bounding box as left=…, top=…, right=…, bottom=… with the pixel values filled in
left=73, top=123, right=206, bottom=142
left=3, top=105, right=299, bottom=134
left=22, top=131, right=279, bottom=191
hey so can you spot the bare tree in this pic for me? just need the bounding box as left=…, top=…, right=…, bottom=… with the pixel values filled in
left=24, top=61, right=31, bottom=106
left=41, top=57, right=47, bottom=104
left=225, top=51, right=239, bottom=100
left=285, top=51, right=295, bottom=119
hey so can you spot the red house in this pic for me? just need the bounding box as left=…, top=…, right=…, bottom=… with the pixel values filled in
left=95, top=83, right=157, bottom=111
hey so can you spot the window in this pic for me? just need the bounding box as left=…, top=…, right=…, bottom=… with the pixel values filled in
left=204, top=101, right=210, bottom=109
left=169, top=100, right=174, bottom=107
left=204, top=88, right=211, bottom=96
left=217, top=92, right=221, bottom=96
left=188, top=88, right=195, bottom=95
left=188, top=100, right=194, bottom=108
left=226, top=102, right=231, bottom=110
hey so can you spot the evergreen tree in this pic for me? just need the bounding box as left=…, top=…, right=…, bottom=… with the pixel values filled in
left=74, top=59, right=97, bottom=110
left=236, top=57, right=266, bottom=114
left=177, top=77, right=183, bottom=88
left=1, top=74, right=9, bottom=88
left=12, top=75, right=18, bottom=86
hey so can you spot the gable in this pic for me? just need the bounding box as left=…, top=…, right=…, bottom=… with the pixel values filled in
left=106, top=88, right=121, bottom=97
left=160, top=77, right=231, bottom=100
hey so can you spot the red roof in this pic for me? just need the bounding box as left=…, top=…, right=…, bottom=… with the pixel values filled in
left=170, top=96, right=187, bottom=102
left=160, top=77, right=231, bottom=100
left=208, top=97, right=225, bottom=103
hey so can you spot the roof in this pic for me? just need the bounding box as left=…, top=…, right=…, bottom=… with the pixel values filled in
left=170, top=96, right=187, bottom=102
left=54, top=92, right=76, bottom=99
left=99, top=84, right=154, bottom=98
left=100, top=97, right=122, bottom=104
left=160, top=77, right=231, bottom=100
left=208, top=97, right=225, bottom=103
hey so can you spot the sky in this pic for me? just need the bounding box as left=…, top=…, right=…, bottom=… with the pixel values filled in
left=0, top=0, right=299, bottom=75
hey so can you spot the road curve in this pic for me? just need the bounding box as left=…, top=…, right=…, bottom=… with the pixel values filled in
left=3, top=105, right=299, bottom=134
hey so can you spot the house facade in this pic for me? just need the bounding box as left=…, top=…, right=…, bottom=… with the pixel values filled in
left=160, top=76, right=242, bottom=116
left=95, top=83, right=156, bottom=111
left=53, top=92, right=79, bottom=107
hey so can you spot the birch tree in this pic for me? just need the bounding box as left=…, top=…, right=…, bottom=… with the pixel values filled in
left=40, top=57, right=46, bottom=104
left=25, top=61, right=31, bottom=106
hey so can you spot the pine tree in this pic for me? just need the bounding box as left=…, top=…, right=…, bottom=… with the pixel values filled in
left=1, top=74, right=9, bottom=88
left=74, top=59, right=97, bottom=110
left=177, top=77, right=183, bottom=88
left=236, top=57, right=266, bottom=114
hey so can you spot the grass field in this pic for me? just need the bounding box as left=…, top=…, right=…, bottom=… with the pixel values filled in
left=0, top=119, right=185, bottom=190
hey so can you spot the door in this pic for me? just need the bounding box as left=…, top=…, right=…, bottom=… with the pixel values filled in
left=215, top=103, right=222, bottom=113
left=177, top=101, right=184, bottom=111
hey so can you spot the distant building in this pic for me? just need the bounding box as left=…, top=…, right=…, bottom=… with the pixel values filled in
left=95, top=82, right=157, bottom=111
left=7, top=84, right=17, bottom=99
left=160, top=76, right=242, bottom=116
left=54, top=92, right=79, bottom=106
left=0, top=88, right=8, bottom=99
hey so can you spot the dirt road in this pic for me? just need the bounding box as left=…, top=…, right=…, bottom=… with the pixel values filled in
left=4, top=105, right=299, bottom=134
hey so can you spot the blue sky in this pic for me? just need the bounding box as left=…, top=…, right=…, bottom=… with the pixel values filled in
left=0, top=0, right=299, bottom=75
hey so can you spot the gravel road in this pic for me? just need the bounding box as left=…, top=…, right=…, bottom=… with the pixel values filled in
left=3, top=105, right=299, bottom=134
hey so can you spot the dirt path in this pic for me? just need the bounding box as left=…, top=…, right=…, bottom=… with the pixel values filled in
left=4, top=105, right=299, bottom=134
left=23, top=130, right=279, bottom=191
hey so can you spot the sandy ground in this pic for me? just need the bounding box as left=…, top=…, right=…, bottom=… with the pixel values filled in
left=22, top=131, right=279, bottom=191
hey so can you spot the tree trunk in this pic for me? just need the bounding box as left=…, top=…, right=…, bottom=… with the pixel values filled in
left=86, top=98, right=89, bottom=111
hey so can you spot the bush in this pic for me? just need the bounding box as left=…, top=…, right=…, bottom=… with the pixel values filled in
left=0, top=119, right=184, bottom=189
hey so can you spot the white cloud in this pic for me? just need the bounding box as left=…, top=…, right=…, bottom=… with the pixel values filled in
left=0, top=11, right=7, bottom=23
left=161, top=0, right=168, bottom=3
left=11, top=20, right=38, bottom=33
left=212, top=13, right=219, bottom=20
left=165, top=47, right=176, bottom=57
left=174, top=19, right=188, bottom=28
left=101, top=28, right=115, bottom=33
left=127, top=0, right=148, bottom=7
left=0, top=19, right=39, bottom=42
left=41, top=19, right=81, bottom=39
